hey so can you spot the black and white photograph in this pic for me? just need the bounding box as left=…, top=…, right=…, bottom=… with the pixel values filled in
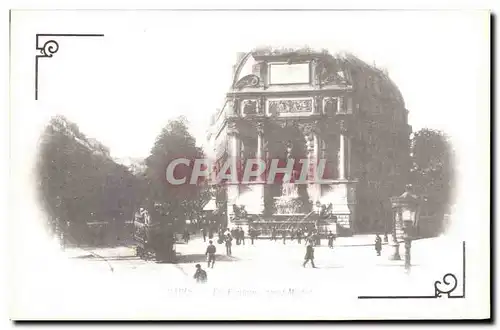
left=8, top=9, right=490, bottom=320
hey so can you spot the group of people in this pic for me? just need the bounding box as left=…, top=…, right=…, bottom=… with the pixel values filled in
left=194, top=235, right=319, bottom=283
left=192, top=228, right=393, bottom=283
left=200, top=226, right=216, bottom=242
left=267, top=227, right=338, bottom=248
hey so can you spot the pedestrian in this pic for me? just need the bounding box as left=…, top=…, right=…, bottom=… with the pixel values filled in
left=225, top=233, right=233, bottom=256
left=193, top=264, right=207, bottom=283
left=282, top=230, right=287, bottom=245
left=303, top=242, right=316, bottom=268
left=183, top=228, right=190, bottom=243
left=201, top=227, right=207, bottom=242
left=232, top=228, right=239, bottom=245
left=208, top=228, right=214, bottom=239
left=271, top=227, right=277, bottom=242
left=297, top=229, right=302, bottom=244
left=315, top=231, right=321, bottom=246
left=250, top=228, right=256, bottom=245
left=240, top=228, right=245, bottom=245
left=375, top=234, right=382, bottom=256
left=205, top=240, right=216, bottom=268
left=331, top=222, right=337, bottom=241
left=234, top=228, right=239, bottom=245
left=327, top=231, right=334, bottom=249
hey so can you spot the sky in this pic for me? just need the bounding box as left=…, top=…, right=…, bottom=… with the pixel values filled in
left=13, top=10, right=488, bottom=159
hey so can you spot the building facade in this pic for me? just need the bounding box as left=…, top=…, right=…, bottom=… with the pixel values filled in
left=206, top=47, right=411, bottom=235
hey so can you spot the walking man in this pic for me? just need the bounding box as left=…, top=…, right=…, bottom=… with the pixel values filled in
left=282, top=230, right=287, bottom=245
left=303, top=242, right=316, bottom=268
left=205, top=240, right=216, bottom=268
left=297, top=229, right=302, bottom=244
left=249, top=228, right=256, bottom=245
left=271, top=227, right=277, bottom=242
left=193, top=264, right=207, bottom=283
left=327, top=231, right=334, bottom=249
left=225, top=233, right=233, bottom=256
left=375, top=234, right=382, bottom=256
left=240, top=228, right=245, bottom=245
left=201, top=227, right=207, bottom=242
left=183, top=228, right=190, bottom=243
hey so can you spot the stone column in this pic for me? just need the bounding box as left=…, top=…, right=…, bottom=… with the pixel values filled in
left=303, top=123, right=320, bottom=203
left=256, top=121, right=265, bottom=181
left=227, top=122, right=240, bottom=224
left=313, top=133, right=322, bottom=202
left=338, top=121, right=348, bottom=180
left=346, top=136, right=351, bottom=179
left=338, top=134, right=346, bottom=180
left=230, top=136, right=240, bottom=181
left=332, top=120, right=352, bottom=233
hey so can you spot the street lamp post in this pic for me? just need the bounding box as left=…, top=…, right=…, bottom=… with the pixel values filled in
left=404, top=236, right=412, bottom=272
left=389, top=186, right=421, bottom=264
left=389, top=230, right=401, bottom=260
left=315, top=201, right=322, bottom=228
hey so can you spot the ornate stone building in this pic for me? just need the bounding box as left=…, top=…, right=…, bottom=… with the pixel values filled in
left=206, top=47, right=411, bottom=235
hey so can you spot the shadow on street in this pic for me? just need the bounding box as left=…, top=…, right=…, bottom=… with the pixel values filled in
left=175, top=254, right=240, bottom=264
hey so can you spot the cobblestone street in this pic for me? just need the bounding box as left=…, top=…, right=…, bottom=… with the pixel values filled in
left=12, top=234, right=466, bottom=320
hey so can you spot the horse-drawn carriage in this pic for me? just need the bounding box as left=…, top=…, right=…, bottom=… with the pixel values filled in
left=133, top=208, right=176, bottom=263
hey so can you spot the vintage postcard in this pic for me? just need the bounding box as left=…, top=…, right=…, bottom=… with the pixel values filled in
left=9, top=9, right=490, bottom=320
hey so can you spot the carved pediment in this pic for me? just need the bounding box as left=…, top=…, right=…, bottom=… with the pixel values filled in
left=234, top=74, right=260, bottom=89
left=316, top=60, right=349, bottom=86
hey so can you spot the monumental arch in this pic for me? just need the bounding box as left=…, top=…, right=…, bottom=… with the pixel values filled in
left=206, top=47, right=411, bottom=235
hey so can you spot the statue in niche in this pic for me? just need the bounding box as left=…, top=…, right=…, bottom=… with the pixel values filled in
left=319, top=60, right=348, bottom=85
left=232, top=204, right=248, bottom=220
left=325, top=97, right=339, bottom=115
left=242, top=100, right=258, bottom=115
left=319, top=203, right=334, bottom=219
left=281, top=141, right=299, bottom=198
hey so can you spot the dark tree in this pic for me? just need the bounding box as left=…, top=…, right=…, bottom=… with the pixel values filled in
left=409, top=128, right=455, bottom=218
left=144, top=116, right=208, bottom=231
left=37, top=115, right=144, bottom=244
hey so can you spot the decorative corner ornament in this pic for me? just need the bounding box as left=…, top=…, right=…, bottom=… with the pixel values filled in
left=35, top=33, right=104, bottom=100
left=434, top=273, right=459, bottom=298
left=358, top=241, right=466, bottom=299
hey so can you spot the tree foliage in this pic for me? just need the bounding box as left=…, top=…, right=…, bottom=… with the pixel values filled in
left=144, top=116, right=209, bottom=228
left=37, top=116, right=145, bottom=243
left=409, top=128, right=454, bottom=216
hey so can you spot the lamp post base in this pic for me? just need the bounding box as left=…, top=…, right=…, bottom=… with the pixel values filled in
left=389, top=242, right=401, bottom=260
